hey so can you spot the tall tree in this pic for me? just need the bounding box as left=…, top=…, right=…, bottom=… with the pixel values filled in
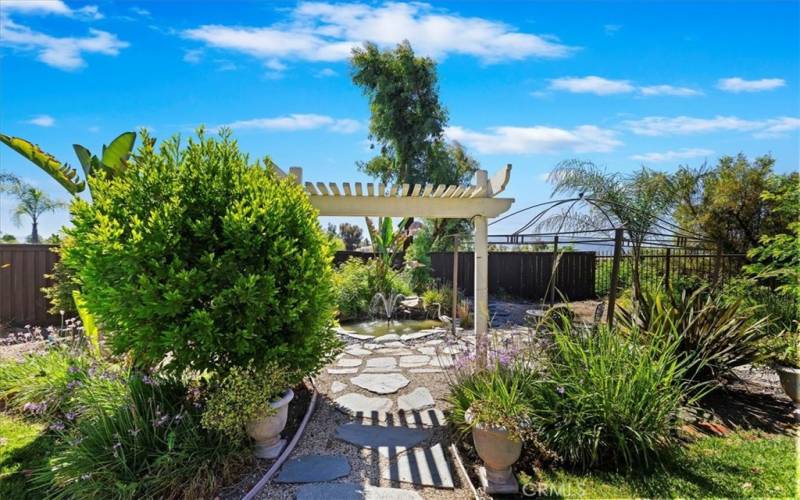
left=671, top=154, right=791, bottom=253
left=11, top=184, right=65, bottom=243
left=352, top=41, right=449, bottom=185
left=338, top=222, right=363, bottom=251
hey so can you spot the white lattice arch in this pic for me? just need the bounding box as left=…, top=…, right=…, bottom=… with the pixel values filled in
left=273, top=165, right=515, bottom=349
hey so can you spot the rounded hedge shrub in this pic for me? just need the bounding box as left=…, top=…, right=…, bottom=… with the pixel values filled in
left=63, top=131, right=338, bottom=375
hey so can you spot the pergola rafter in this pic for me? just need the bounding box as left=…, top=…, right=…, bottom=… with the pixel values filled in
left=273, top=164, right=515, bottom=354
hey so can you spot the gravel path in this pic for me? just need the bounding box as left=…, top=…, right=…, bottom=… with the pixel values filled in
left=257, top=327, right=476, bottom=499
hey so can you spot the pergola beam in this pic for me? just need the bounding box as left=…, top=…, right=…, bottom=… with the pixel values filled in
left=308, top=195, right=512, bottom=218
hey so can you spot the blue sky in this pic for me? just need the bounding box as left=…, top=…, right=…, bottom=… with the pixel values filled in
left=1, top=0, right=798, bottom=239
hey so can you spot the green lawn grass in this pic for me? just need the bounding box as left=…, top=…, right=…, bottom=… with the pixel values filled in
left=0, top=413, right=55, bottom=500
left=531, top=431, right=797, bottom=499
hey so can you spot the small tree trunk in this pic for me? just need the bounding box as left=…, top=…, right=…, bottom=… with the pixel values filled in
left=30, top=220, right=39, bottom=244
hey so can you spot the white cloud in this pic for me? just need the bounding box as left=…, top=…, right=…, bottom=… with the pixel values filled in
left=218, top=114, right=361, bottom=134
left=0, top=16, right=128, bottom=70
left=183, top=2, right=576, bottom=71
left=130, top=6, right=151, bottom=17
left=625, top=115, right=800, bottom=138
left=1, top=0, right=103, bottom=20
left=717, top=77, right=785, bottom=93
left=638, top=84, right=702, bottom=96
left=183, top=48, right=203, bottom=63
left=25, top=114, right=55, bottom=127
left=547, top=76, right=700, bottom=97
left=548, top=76, right=635, bottom=95
left=445, top=124, right=622, bottom=155
left=316, top=67, right=338, bottom=78
left=630, top=148, right=713, bottom=163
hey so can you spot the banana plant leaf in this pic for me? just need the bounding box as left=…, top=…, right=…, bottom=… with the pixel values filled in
left=0, top=134, right=85, bottom=194
left=72, top=290, right=101, bottom=356
left=100, top=131, right=136, bottom=173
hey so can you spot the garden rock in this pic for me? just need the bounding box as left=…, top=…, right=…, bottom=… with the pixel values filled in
left=331, top=381, right=347, bottom=393
left=336, top=357, right=363, bottom=368
left=366, top=357, right=397, bottom=369
left=399, top=355, right=430, bottom=368
left=397, top=387, right=435, bottom=411
left=335, top=422, right=431, bottom=456
left=334, top=393, right=393, bottom=416
left=351, top=373, right=410, bottom=394
left=275, top=454, right=350, bottom=483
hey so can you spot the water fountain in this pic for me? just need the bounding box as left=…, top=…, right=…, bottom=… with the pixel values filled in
left=370, top=292, right=406, bottom=322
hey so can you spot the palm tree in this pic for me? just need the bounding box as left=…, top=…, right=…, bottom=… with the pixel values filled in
left=11, top=184, right=65, bottom=243
left=546, top=159, right=673, bottom=301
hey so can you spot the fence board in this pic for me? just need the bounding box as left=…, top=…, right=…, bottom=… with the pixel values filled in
left=0, top=244, right=59, bottom=326
left=429, top=251, right=597, bottom=301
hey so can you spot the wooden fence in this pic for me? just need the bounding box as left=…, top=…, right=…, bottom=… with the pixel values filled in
left=429, top=251, right=597, bottom=301
left=1, top=244, right=59, bottom=326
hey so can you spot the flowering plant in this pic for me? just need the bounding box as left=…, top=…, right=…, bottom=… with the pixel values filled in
left=201, top=361, right=300, bottom=439
left=447, top=333, right=538, bottom=441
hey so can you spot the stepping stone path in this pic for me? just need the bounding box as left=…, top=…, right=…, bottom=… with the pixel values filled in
left=351, top=373, right=410, bottom=394
left=273, top=330, right=475, bottom=499
left=276, top=455, right=350, bottom=483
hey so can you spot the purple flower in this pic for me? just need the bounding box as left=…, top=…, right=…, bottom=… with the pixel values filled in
left=68, top=366, right=79, bottom=374
left=153, top=415, right=169, bottom=427
left=66, top=380, right=82, bottom=391
left=556, top=386, right=566, bottom=395
left=49, top=421, right=65, bottom=432
left=81, top=474, right=91, bottom=481
left=141, top=374, right=154, bottom=385
left=65, top=411, right=77, bottom=421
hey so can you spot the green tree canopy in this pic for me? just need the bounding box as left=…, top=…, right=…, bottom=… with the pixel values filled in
left=670, top=154, right=792, bottom=253
left=11, top=184, right=65, bottom=243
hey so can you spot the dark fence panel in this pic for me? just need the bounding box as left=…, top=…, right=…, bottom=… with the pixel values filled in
left=0, top=244, right=59, bottom=326
left=429, top=251, right=597, bottom=301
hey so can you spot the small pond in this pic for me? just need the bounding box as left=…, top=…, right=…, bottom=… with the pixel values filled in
left=341, top=319, right=442, bottom=337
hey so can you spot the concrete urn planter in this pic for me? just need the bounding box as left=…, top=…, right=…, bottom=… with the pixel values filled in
left=466, top=409, right=522, bottom=494
left=246, top=388, right=294, bottom=459
left=775, top=365, right=800, bottom=404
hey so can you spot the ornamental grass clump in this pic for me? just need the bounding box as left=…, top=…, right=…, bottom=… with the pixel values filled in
left=62, top=130, right=339, bottom=376
left=530, top=322, right=705, bottom=470
left=201, top=361, right=300, bottom=439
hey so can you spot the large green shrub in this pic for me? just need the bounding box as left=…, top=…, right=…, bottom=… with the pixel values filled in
left=530, top=323, right=701, bottom=470
left=62, top=131, right=338, bottom=375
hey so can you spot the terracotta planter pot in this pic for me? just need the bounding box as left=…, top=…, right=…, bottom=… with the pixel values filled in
left=246, top=388, right=294, bottom=459
left=775, top=365, right=800, bottom=404
left=466, top=410, right=522, bottom=494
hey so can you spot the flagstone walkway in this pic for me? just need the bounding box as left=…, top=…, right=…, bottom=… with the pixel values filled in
left=259, top=328, right=476, bottom=499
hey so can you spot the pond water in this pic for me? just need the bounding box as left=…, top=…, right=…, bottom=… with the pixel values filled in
left=341, top=319, right=442, bottom=337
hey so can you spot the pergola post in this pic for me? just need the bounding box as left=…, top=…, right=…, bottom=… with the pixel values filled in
left=474, top=170, right=489, bottom=361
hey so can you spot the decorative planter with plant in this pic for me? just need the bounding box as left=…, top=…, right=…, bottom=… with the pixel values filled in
left=773, top=328, right=800, bottom=404
left=202, top=361, right=301, bottom=459
left=447, top=342, right=533, bottom=494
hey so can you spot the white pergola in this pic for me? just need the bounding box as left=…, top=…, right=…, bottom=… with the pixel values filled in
left=274, top=165, right=514, bottom=350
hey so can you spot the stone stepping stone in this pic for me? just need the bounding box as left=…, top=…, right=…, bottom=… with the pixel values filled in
left=338, top=330, right=373, bottom=340
left=400, top=330, right=436, bottom=341
left=416, top=346, right=438, bottom=356
left=363, top=342, right=382, bottom=349
left=362, top=367, right=402, bottom=373
left=398, top=355, right=430, bottom=368
left=336, top=357, right=363, bottom=368
left=374, top=334, right=402, bottom=343
left=440, top=345, right=464, bottom=355
left=296, top=483, right=422, bottom=500
left=335, top=422, right=430, bottom=457
left=409, top=368, right=443, bottom=374
left=345, top=346, right=373, bottom=356
left=429, top=356, right=455, bottom=368
left=275, top=455, right=350, bottom=483
left=351, top=373, right=409, bottom=394
left=335, top=393, right=393, bottom=416
left=381, top=341, right=407, bottom=348
left=397, top=388, right=435, bottom=411
left=366, top=357, right=397, bottom=369
left=374, top=347, right=414, bottom=356
left=331, top=381, right=347, bottom=393
left=424, top=339, right=445, bottom=346
left=357, top=408, right=446, bottom=428
left=381, top=443, right=454, bottom=489
left=328, top=367, right=359, bottom=374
